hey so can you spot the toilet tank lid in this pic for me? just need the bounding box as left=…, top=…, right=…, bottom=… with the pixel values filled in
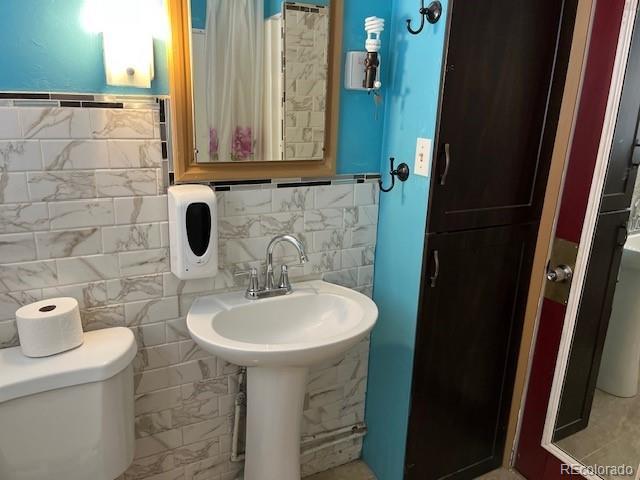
left=0, top=327, right=137, bottom=403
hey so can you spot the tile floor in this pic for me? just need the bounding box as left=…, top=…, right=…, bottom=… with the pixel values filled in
left=309, top=461, right=525, bottom=480
left=307, top=461, right=376, bottom=479
left=556, top=385, right=640, bottom=480
left=476, top=467, right=526, bottom=479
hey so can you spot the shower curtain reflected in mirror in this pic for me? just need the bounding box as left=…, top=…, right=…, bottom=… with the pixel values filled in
left=205, top=0, right=264, bottom=162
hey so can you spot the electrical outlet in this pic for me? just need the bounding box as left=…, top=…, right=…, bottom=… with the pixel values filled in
left=415, top=138, right=432, bottom=177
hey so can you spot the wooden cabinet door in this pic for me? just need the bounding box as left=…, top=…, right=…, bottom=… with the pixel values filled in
left=553, top=210, right=629, bottom=440
left=601, top=10, right=640, bottom=212
left=428, top=0, right=577, bottom=233
left=405, top=223, right=537, bottom=479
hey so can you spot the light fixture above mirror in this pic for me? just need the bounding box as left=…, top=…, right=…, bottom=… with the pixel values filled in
left=81, top=0, right=168, bottom=88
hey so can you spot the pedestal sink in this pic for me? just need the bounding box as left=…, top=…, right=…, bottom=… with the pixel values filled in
left=186, top=280, right=378, bottom=480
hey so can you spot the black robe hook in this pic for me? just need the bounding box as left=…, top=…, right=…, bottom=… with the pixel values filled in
left=379, top=157, right=410, bottom=193
left=407, top=0, right=442, bottom=35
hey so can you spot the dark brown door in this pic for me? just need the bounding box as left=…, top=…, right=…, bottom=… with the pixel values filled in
left=601, top=10, right=640, bottom=212
left=553, top=213, right=629, bottom=441
left=408, top=0, right=579, bottom=478
left=405, top=224, right=537, bottom=479
left=428, top=0, right=576, bottom=233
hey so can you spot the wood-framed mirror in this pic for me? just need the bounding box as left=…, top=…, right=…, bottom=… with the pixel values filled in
left=167, top=0, right=343, bottom=182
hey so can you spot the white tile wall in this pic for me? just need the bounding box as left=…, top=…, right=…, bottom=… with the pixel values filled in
left=630, top=177, right=640, bottom=233
left=283, top=5, right=329, bottom=161
left=0, top=102, right=379, bottom=479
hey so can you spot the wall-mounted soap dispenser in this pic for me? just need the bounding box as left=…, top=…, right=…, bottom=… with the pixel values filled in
left=168, top=185, right=218, bottom=280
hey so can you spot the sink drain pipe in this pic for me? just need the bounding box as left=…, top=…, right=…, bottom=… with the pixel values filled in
left=300, top=422, right=367, bottom=446
left=231, top=368, right=246, bottom=462
left=300, top=423, right=368, bottom=456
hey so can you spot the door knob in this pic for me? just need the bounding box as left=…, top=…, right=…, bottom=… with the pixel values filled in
left=546, top=264, right=573, bottom=283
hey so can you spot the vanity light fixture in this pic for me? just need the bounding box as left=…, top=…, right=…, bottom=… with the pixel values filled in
left=407, top=0, right=442, bottom=35
left=80, top=0, right=168, bottom=88
left=102, top=29, right=155, bottom=88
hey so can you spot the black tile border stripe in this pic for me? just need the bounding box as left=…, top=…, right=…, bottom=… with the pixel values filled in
left=59, top=101, right=82, bottom=108
left=51, top=93, right=96, bottom=101
left=81, top=101, right=124, bottom=109
left=172, top=173, right=381, bottom=191
left=212, top=179, right=272, bottom=187
left=277, top=180, right=332, bottom=189
left=159, top=100, right=166, bottom=122
left=284, top=2, right=326, bottom=13
left=0, top=91, right=165, bottom=110
left=0, top=93, right=50, bottom=100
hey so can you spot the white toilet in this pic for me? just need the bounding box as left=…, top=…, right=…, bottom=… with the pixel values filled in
left=0, top=327, right=137, bottom=480
left=597, top=233, right=640, bottom=397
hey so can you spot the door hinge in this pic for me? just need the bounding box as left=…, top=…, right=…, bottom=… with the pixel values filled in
left=544, top=237, right=579, bottom=305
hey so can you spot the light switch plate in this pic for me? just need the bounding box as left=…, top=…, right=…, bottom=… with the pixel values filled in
left=415, top=138, right=432, bottom=177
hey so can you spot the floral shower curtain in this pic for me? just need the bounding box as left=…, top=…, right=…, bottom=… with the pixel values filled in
left=205, top=0, right=264, bottom=161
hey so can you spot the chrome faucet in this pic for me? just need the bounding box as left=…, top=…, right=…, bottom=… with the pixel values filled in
left=244, top=234, right=308, bottom=300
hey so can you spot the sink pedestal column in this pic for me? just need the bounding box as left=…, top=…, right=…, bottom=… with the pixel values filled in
left=245, top=366, right=309, bottom=480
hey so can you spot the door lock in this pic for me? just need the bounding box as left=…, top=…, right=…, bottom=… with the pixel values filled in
left=546, top=264, right=573, bottom=283
left=544, top=238, right=579, bottom=305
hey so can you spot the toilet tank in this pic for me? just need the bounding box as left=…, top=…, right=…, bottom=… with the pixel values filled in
left=0, top=327, right=137, bottom=480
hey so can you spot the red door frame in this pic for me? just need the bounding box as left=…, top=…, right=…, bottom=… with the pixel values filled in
left=515, top=0, right=628, bottom=478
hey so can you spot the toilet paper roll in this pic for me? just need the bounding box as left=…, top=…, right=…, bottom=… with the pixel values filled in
left=16, top=297, right=84, bottom=358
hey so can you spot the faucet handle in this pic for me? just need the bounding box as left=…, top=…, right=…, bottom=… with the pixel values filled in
left=234, top=266, right=259, bottom=278
left=236, top=267, right=260, bottom=295
left=278, top=265, right=292, bottom=290
left=247, top=267, right=260, bottom=293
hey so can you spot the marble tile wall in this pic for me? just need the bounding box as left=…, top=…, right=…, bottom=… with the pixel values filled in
left=0, top=102, right=379, bottom=479
left=283, top=3, right=329, bottom=160
left=629, top=176, right=640, bottom=233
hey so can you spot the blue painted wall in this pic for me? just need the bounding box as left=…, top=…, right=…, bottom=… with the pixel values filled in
left=191, top=0, right=207, bottom=29
left=337, top=1, right=390, bottom=174
left=0, top=1, right=168, bottom=95
left=264, top=0, right=282, bottom=18
left=363, top=1, right=448, bottom=479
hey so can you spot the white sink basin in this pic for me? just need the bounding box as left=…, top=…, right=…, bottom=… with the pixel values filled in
left=187, top=280, right=377, bottom=367
left=186, top=280, right=378, bottom=480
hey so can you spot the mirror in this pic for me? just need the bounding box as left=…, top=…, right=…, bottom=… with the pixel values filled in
left=552, top=205, right=640, bottom=478
left=192, top=1, right=330, bottom=163
left=549, top=7, right=640, bottom=474
left=167, top=0, right=341, bottom=181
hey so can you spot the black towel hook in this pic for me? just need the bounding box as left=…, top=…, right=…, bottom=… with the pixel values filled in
left=379, top=157, right=410, bottom=193
left=407, top=0, right=442, bottom=35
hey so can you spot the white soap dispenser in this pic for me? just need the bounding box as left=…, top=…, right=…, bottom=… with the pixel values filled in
left=168, top=185, right=218, bottom=280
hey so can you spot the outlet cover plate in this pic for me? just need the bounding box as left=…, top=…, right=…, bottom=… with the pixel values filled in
left=415, top=138, right=432, bottom=177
